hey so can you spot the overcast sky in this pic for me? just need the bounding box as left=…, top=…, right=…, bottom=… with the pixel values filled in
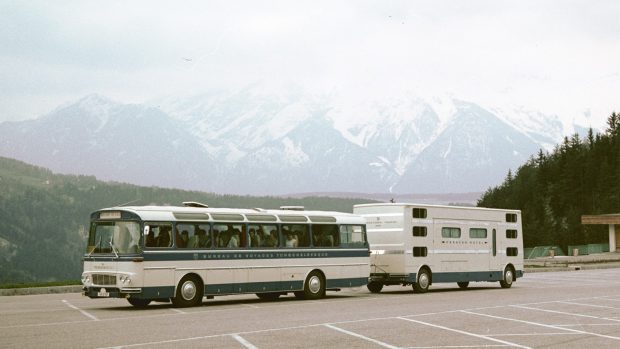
left=1, top=1, right=619, bottom=129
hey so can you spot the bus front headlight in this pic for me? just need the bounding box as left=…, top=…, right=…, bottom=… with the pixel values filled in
left=119, top=275, right=132, bottom=285
left=81, top=274, right=91, bottom=285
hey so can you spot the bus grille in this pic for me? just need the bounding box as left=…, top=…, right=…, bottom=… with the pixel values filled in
left=92, top=274, right=116, bottom=286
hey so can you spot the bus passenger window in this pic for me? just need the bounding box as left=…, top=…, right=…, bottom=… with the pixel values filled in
left=283, top=225, right=310, bottom=247
left=259, top=226, right=279, bottom=247
left=339, top=225, right=366, bottom=247
left=175, top=224, right=195, bottom=248
left=145, top=224, right=173, bottom=248
left=312, top=225, right=338, bottom=247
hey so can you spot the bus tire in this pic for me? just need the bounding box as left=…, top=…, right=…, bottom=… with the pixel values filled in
left=457, top=281, right=469, bottom=289
left=413, top=268, right=430, bottom=294
left=127, top=298, right=151, bottom=308
left=300, top=270, right=325, bottom=300
left=256, top=292, right=280, bottom=301
left=172, top=275, right=203, bottom=307
left=367, top=281, right=384, bottom=293
left=500, top=267, right=514, bottom=289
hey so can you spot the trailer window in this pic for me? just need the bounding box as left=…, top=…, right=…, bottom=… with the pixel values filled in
left=413, top=246, right=427, bottom=257
left=469, top=228, right=487, bottom=239
left=412, top=208, right=427, bottom=219
left=507, top=247, right=519, bottom=256
left=412, top=226, right=427, bottom=237
left=506, top=229, right=518, bottom=239
left=441, top=227, right=461, bottom=238
left=506, top=213, right=518, bottom=223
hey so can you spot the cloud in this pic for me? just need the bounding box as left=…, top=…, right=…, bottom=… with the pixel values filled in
left=0, top=1, right=619, bottom=127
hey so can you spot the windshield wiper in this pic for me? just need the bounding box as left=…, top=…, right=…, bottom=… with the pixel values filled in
left=109, top=239, right=119, bottom=259
left=88, top=237, right=102, bottom=257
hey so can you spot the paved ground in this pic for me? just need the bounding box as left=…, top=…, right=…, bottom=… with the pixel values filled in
left=3, top=268, right=620, bottom=348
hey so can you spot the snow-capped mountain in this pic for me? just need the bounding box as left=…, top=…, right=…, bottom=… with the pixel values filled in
left=0, top=89, right=578, bottom=195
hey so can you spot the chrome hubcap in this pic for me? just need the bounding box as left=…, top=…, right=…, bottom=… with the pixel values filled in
left=308, top=275, right=321, bottom=294
left=181, top=280, right=196, bottom=300
left=505, top=270, right=513, bottom=284
left=418, top=273, right=429, bottom=289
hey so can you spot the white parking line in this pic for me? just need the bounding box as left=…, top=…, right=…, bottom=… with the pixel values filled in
left=324, top=323, right=400, bottom=349
left=62, top=300, right=99, bottom=321
left=557, top=300, right=620, bottom=310
left=463, top=310, right=620, bottom=341
left=397, top=317, right=531, bottom=349
left=512, top=304, right=620, bottom=323
left=232, top=334, right=259, bottom=349
left=169, top=308, right=186, bottom=314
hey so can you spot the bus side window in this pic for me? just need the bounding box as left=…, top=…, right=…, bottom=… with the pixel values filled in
left=312, top=225, right=339, bottom=247
left=145, top=223, right=173, bottom=248
left=339, top=225, right=366, bottom=247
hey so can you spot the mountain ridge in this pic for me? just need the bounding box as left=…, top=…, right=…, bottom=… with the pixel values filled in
left=0, top=89, right=579, bottom=195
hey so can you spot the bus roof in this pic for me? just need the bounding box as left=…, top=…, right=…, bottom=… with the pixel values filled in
left=93, top=205, right=365, bottom=224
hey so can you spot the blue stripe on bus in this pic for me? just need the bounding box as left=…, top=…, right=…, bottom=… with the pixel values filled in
left=85, top=277, right=369, bottom=299
left=83, top=249, right=370, bottom=262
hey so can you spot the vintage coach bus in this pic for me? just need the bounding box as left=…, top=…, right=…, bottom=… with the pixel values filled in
left=82, top=203, right=370, bottom=307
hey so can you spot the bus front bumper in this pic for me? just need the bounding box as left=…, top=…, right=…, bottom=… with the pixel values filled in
left=83, top=286, right=142, bottom=299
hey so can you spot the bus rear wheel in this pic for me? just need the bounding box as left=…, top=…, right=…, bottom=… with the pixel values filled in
left=500, top=267, right=514, bottom=288
left=299, top=271, right=325, bottom=300
left=413, top=269, right=430, bottom=294
left=127, top=298, right=151, bottom=308
left=457, top=282, right=469, bottom=289
left=367, top=281, right=384, bottom=293
left=172, top=275, right=203, bottom=307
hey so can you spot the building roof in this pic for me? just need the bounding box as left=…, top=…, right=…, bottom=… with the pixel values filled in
left=582, top=214, right=620, bottom=225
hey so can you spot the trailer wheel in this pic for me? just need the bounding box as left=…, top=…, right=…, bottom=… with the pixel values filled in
left=413, top=268, right=430, bottom=293
left=367, top=281, right=384, bottom=293
left=500, top=267, right=514, bottom=288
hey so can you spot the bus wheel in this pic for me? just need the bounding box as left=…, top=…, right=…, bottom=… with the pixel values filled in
left=500, top=267, right=514, bottom=288
left=127, top=298, right=151, bottom=308
left=457, top=282, right=469, bottom=289
left=300, top=271, right=325, bottom=300
left=256, top=292, right=280, bottom=301
left=413, top=269, right=430, bottom=293
left=172, top=275, right=203, bottom=307
left=367, top=281, right=384, bottom=293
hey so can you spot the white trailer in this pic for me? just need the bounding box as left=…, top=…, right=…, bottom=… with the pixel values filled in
left=354, top=203, right=524, bottom=293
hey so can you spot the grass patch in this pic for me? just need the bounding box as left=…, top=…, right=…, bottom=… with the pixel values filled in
left=0, top=280, right=81, bottom=289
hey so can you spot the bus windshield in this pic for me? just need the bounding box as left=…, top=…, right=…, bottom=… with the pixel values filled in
left=87, top=221, right=141, bottom=255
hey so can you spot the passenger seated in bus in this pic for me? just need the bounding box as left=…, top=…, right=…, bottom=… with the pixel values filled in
left=227, top=229, right=240, bottom=248
left=249, top=228, right=261, bottom=247
left=145, top=232, right=156, bottom=247
left=285, top=233, right=298, bottom=247
left=157, top=227, right=171, bottom=247
left=262, top=230, right=278, bottom=247
left=175, top=230, right=188, bottom=248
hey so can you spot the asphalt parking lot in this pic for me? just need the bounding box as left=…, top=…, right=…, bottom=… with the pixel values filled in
left=3, top=269, right=620, bottom=348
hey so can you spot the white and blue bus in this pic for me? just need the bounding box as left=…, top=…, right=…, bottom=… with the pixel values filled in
left=354, top=203, right=524, bottom=293
left=82, top=203, right=370, bottom=307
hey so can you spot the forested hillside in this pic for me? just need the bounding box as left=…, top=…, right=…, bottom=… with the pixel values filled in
left=0, top=157, right=377, bottom=283
left=479, top=112, right=620, bottom=250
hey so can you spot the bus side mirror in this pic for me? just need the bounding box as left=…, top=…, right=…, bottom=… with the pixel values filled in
left=144, top=225, right=150, bottom=236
